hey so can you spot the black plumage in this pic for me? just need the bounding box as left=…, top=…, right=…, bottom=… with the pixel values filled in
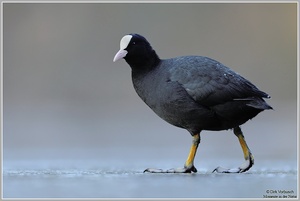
left=113, top=33, right=272, bottom=173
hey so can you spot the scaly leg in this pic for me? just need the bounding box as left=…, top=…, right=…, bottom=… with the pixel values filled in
left=144, top=133, right=200, bottom=173
left=213, top=126, right=254, bottom=173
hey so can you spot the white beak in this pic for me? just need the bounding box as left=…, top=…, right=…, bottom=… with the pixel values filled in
left=113, top=49, right=128, bottom=62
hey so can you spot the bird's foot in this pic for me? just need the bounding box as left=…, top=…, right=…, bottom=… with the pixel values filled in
left=144, top=165, right=197, bottom=173
left=212, top=167, right=243, bottom=173
left=212, top=157, right=254, bottom=173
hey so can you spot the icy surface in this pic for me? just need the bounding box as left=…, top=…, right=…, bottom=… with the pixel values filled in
left=3, top=159, right=297, bottom=198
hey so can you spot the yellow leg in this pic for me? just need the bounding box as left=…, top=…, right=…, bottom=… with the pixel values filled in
left=144, top=133, right=200, bottom=173
left=184, top=133, right=200, bottom=171
left=234, top=127, right=254, bottom=172
left=238, top=135, right=250, bottom=159
left=213, top=126, right=254, bottom=173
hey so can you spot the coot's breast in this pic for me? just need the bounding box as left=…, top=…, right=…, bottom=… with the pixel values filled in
left=131, top=64, right=218, bottom=133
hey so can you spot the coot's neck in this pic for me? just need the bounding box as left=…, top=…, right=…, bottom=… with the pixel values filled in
left=125, top=50, right=161, bottom=74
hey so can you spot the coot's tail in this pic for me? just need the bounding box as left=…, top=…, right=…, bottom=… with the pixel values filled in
left=235, top=97, right=273, bottom=110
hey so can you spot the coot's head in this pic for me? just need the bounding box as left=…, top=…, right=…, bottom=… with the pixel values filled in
left=113, top=34, right=160, bottom=70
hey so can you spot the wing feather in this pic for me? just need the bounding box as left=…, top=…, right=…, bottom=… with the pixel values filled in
left=169, top=56, right=270, bottom=107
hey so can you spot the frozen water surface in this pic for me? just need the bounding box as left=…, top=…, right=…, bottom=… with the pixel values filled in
left=3, top=159, right=297, bottom=199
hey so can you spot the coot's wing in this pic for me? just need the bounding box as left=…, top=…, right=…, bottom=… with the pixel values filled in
left=169, top=56, right=270, bottom=107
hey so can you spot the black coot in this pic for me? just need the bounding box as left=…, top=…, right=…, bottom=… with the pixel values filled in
left=113, top=33, right=272, bottom=173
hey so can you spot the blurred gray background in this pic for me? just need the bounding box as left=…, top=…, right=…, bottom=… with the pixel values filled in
left=2, top=2, right=297, bottom=198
